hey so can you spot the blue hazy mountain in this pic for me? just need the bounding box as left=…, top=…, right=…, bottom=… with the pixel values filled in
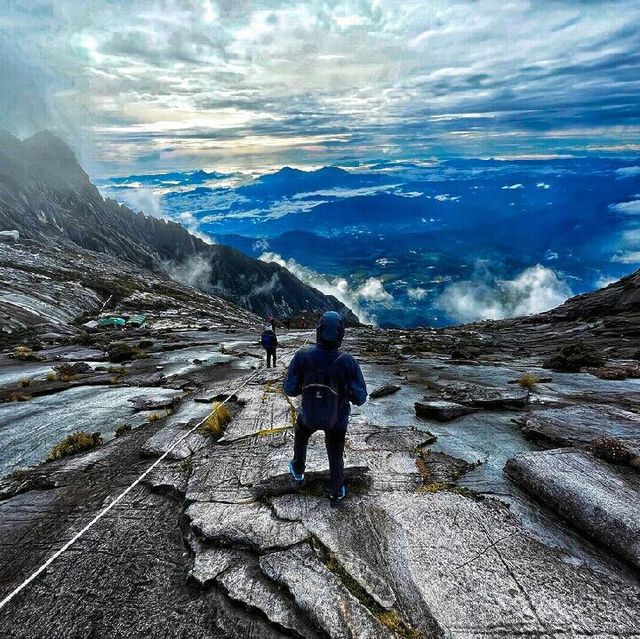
left=236, top=165, right=397, bottom=200
left=98, top=158, right=640, bottom=327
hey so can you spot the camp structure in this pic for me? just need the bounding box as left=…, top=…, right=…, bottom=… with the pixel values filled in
left=98, top=317, right=126, bottom=328
left=126, top=314, right=147, bottom=327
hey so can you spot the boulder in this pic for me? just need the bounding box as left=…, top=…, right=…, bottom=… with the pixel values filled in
left=128, top=393, right=181, bottom=411
left=369, top=384, right=401, bottom=399
left=505, top=448, right=640, bottom=569
left=543, top=342, right=605, bottom=372
left=414, top=400, right=474, bottom=421
left=54, top=361, right=92, bottom=376
left=427, top=380, right=529, bottom=410
left=466, top=387, right=529, bottom=409
left=519, top=405, right=640, bottom=451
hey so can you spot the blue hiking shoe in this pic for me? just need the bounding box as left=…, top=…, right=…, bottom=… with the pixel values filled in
left=289, top=461, right=305, bottom=487
left=329, top=485, right=346, bottom=507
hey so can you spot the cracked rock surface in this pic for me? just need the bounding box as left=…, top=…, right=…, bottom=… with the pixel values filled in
left=2, top=319, right=640, bottom=637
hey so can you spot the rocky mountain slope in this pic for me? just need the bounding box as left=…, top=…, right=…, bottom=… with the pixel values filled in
left=0, top=130, right=357, bottom=322
left=0, top=248, right=639, bottom=637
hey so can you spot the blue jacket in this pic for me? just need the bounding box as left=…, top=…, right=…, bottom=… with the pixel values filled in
left=283, top=311, right=367, bottom=431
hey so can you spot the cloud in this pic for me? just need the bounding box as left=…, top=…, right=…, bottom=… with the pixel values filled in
left=357, top=278, right=393, bottom=303
left=595, top=275, right=618, bottom=289
left=258, top=252, right=392, bottom=324
left=3, top=0, right=640, bottom=173
left=165, top=254, right=213, bottom=290
left=99, top=182, right=215, bottom=243
left=106, top=184, right=165, bottom=219
left=407, top=287, right=427, bottom=300
left=501, top=183, right=524, bottom=190
left=435, top=264, right=573, bottom=323
left=611, top=251, right=640, bottom=264
left=615, top=166, right=640, bottom=178
left=609, top=199, right=640, bottom=264
left=609, top=199, right=640, bottom=215
left=0, top=35, right=72, bottom=139
left=544, top=249, right=559, bottom=261
left=176, top=211, right=215, bottom=244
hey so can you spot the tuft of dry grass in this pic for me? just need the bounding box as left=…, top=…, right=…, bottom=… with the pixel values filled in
left=255, top=425, right=291, bottom=437
left=46, top=371, right=58, bottom=382
left=377, top=611, right=423, bottom=639
left=47, top=432, right=102, bottom=461
left=517, top=373, right=540, bottom=389
left=9, top=393, right=32, bottom=402
left=146, top=412, right=166, bottom=423
left=202, top=402, right=231, bottom=437
left=12, top=346, right=34, bottom=360
left=20, top=378, right=31, bottom=387
left=416, top=482, right=449, bottom=494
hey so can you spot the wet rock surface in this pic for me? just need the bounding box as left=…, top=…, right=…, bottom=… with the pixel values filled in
left=1, top=261, right=640, bottom=637
left=506, top=448, right=640, bottom=569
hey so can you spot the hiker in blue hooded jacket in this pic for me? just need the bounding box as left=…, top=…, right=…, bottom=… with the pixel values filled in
left=284, top=311, right=367, bottom=506
left=261, top=324, right=278, bottom=368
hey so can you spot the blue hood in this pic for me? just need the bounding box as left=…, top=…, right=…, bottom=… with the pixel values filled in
left=316, top=311, right=345, bottom=348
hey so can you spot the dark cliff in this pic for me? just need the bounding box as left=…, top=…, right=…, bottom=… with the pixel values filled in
left=0, top=130, right=358, bottom=322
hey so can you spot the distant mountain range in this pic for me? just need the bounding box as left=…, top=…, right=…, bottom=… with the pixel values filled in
left=97, top=156, right=640, bottom=327
left=0, top=130, right=358, bottom=322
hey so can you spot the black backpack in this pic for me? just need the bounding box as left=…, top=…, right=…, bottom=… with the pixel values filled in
left=301, top=352, right=345, bottom=430
left=261, top=329, right=277, bottom=350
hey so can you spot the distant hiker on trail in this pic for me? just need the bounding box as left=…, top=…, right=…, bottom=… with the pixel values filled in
left=284, top=311, right=367, bottom=506
left=261, top=325, right=278, bottom=368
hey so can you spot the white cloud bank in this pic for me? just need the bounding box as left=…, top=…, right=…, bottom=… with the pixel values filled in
left=609, top=199, right=640, bottom=216
left=435, top=264, right=573, bottom=323
left=258, top=252, right=392, bottom=324
left=616, top=166, right=640, bottom=178
left=609, top=199, right=640, bottom=264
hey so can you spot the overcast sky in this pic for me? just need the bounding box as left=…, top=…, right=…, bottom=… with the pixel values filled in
left=1, top=0, right=639, bottom=175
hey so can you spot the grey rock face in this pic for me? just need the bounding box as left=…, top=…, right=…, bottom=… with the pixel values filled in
left=506, top=448, right=640, bottom=569
left=2, top=290, right=640, bottom=639
left=260, top=544, right=397, bottom=639
left=186, top=501, right=310, bottom=551
left=415, top=400, right=474, bottom=421
left=190, top=546, right=322, bottom=638
left=369, top=384, right=401, bottom=399
left=179, top=376, right=640, bottom=638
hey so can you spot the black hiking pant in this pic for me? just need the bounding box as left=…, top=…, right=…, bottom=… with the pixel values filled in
left=266, top=349, right=276, bottom=367
left=291, top=417, right=345, bottom=496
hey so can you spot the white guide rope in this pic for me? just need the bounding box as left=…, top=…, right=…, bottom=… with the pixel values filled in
left=0, top=327, right=315, bottom=611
